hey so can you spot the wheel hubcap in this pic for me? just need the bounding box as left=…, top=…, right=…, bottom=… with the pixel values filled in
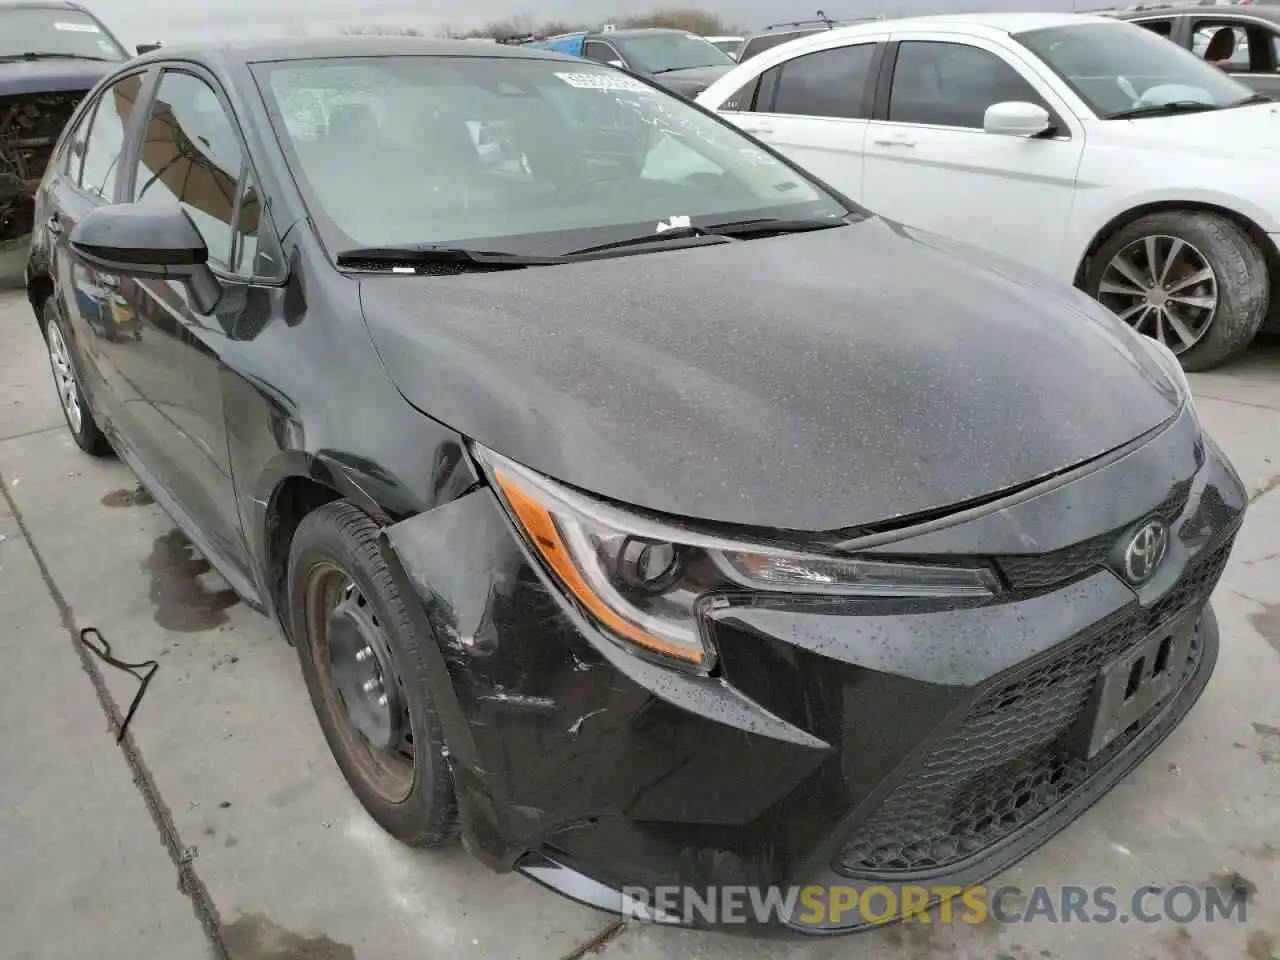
left=305, top=564, right=414, bottom=803
left=1097, top=235, right=1218, bottom=355
left=327, top=583, right=402, bottom=751
left=47, top=322, right=82, bottom=433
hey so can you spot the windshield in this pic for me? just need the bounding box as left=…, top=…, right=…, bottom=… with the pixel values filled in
left=1016, top=22, right=1254, bottom=118
left=256, top=55, right=847, bottom=257
left=0, top=7, right=126, bottom=61
left=612, top=33, right=735, bottom=72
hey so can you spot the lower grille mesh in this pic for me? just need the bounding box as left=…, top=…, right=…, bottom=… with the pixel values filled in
left=834, top=538, right=1231, bottom=877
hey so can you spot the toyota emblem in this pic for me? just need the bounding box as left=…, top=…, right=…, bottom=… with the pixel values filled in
left=1123, top=519, right=1169, bottom=584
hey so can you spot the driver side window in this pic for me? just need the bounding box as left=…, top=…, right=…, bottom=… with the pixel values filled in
left=888, top=41, right=1047, bottom=129
left=133, top=71, right=244, bottom=272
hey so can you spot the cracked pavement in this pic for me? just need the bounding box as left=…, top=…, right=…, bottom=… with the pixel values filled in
left=0, top=290, right=1276, bottom=960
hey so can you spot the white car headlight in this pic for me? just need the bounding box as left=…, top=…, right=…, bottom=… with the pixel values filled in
left=473, top=445, right=1000, bottom=670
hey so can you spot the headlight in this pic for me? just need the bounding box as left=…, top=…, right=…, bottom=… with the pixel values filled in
left=473, top=445, right=1000, bottom=670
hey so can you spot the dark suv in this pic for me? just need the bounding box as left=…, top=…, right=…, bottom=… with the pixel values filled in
left=0, top=0, right=129, bottom=284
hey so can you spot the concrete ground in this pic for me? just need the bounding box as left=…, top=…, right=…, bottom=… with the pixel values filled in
left=0, top=287, right=1276, bottom=960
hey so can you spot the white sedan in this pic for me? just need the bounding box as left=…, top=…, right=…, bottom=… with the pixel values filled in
left=696, top=12, right=1280, bottom=370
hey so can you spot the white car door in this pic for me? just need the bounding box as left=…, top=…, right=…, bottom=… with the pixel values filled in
left=712, top=38, right=884, bottom=202
left=861, top=33, right=1086, bottom=275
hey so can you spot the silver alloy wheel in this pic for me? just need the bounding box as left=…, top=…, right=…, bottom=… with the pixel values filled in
left=1097, top=234, right=1219, bottom=355
left=47, top=321, right=83, bottom=434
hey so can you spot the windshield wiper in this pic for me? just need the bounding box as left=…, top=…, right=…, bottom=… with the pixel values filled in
left=650, top=64, right=721, bottom=74
left=335, top=245, right=567, bottom=270
left=707, top=216, right=849, bottom=238
left=565, top=217, right=846, bottom=258
left=1228, top=92, right=1272, bottom=108
left=564, top=226, right=727, bottom=257
left=0, top=51, right=111, bottom=62
left=1108, top=100, right=1219, bottom=120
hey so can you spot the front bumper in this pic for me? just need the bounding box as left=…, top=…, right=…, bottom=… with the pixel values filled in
left=380, top=402, right=1245, bottom=936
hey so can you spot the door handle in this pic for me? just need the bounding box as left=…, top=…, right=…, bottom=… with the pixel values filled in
left=872, top=135, right=917, bottom=148
left=742, top=123, right=774, bottom=136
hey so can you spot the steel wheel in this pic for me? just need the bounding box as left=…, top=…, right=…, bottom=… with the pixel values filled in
left=1097, top=234, right=1218, bottom=355
left=303, top=561, right=415, bottom=804
left=47, top=320, right=83, bottom=434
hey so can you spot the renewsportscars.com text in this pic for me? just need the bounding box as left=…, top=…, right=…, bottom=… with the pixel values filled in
left=620, top=883, right=1249, bottom=927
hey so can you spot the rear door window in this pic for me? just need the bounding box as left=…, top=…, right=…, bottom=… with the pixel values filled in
left=769, top=43, right=877, bottom=119
left=77, top=73, right=143, bottom=200
left=1134, top=18, right=1175, bottom=38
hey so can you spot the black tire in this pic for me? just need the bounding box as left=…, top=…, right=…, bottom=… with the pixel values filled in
left=1085, top=211, right=1269, bottom=372
left=287, top=500, right=458, bottom=846
left=43, top=301, right=112, bottom=457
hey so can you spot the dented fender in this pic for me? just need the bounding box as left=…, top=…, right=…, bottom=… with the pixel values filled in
left=378, top=485, right=831, bottom=870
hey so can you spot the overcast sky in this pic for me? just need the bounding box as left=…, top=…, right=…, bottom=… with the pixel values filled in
left=89, top=0, right=1085, bottom=46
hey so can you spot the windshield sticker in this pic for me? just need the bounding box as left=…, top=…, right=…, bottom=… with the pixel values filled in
left=555, top=71, right=650, bottom=93
left=656, top=215, right=691, bottom=233
left=54, top=21, right=101, bottom=31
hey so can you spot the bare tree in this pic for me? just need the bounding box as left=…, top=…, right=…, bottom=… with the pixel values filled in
left=339, top=24, right=426, bottom=37
left=442, top=7, right=736, bottom=40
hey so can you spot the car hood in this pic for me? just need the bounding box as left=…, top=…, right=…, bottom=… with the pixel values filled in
left=359, top=217, right=1182, bottom=532
left=0, top=58, right=111, bottom=96
left=649, top=64, right=734, bottom=95
left=1092, top=101, right=1280, bottom=153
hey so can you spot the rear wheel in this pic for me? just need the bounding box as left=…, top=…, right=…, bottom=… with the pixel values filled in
left=1085, top=211, right=1268, bottom=372
left=44, top=301, right=112, bottom=456
left=287, top=500, right=458, bottom=846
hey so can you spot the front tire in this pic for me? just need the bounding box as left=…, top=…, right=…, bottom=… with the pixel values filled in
left=43, top=301, right=112, bottom=457
left=287, top=500, right=458, bottom=846
left=1085, top=211, right=1269, bottom=372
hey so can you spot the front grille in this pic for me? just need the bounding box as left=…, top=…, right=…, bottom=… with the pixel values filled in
left=834, top=536, right=1231, bottom=877
left=1, top=91, right=85, bottom=245
left=997, top=478, right=1193, bottom=591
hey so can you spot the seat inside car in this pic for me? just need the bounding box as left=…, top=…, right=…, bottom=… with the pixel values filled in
left=1203, top=27, right=1237, bottom=64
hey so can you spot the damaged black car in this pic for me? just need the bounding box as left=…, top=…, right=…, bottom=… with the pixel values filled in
left=25, top=38, right=1246, bottom=935
left=0, top=0, right=128, bottom=284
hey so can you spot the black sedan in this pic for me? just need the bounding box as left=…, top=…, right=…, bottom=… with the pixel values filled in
left=25, top=37, right=1245, bottom=934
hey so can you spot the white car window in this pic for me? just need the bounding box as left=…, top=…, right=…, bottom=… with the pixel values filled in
left=887, top=41, right=1046, bottom=129
left=768, top=43, right=878, bottom=119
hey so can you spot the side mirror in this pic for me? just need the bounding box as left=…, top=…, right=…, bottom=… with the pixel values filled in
left=983, top=101, right=1052, bottom=138
left=136, top=42, right=163, bottom=55
left=69, top=204, right=223, bottom=314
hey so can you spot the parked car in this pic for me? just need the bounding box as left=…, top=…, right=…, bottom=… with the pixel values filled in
left=1111, top=2, right=1280, bottom=97
left=698, top=13, right=1280, bottom=370
left=739, top=20, right=833, bottom=62
left=28, top=35, right=1244, bottom=934
left=704, top=34, right=744, bottom=59
left=0, top=0, right=130, bottom=285
left=737, top=16, right=887, bottom=62
left=523, top=28, right=737, bottom=98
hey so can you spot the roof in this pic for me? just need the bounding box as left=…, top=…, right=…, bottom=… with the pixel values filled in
left=594, top=28, right=695, bottom=39
left=131, top=35, right=580, bottom=66
left=800, top=10, right=1118, bottom=40
left=1111, top=2, right=1280, bottom=18
left=0, top=0, right=91, bottom=10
